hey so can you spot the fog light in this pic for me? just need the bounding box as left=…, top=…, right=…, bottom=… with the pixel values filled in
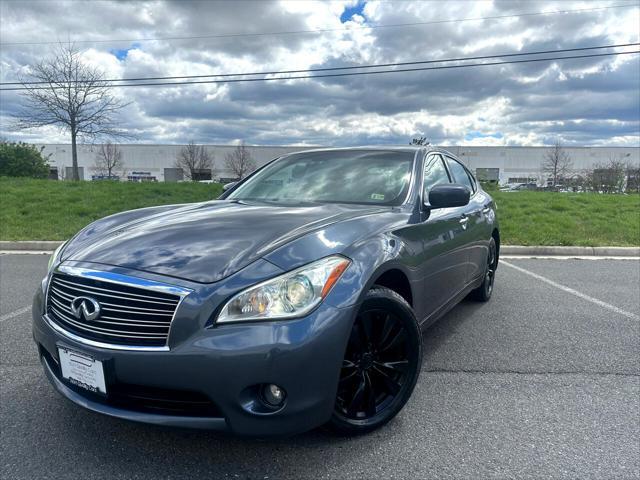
left=262, top=383, right=286, bottom=406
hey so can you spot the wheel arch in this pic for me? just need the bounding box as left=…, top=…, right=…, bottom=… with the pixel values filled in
left=371, top=268, right=413, bottom=307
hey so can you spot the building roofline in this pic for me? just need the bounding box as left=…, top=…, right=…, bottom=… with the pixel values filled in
left=37, top=143, right=639, bottom=150
left=438, top=145, right=639, bottom=150
left=38, top=143, right=321, bottom=148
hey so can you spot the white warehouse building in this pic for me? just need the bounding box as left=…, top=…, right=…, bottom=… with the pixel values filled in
left=39, top=143, right=640, bottom=185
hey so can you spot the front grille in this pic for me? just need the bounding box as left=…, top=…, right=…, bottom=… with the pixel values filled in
left=47, top=273, right=181, bottom=347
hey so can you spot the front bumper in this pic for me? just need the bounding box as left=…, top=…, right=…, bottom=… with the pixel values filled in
left=33, top=285, right=355, bottom=436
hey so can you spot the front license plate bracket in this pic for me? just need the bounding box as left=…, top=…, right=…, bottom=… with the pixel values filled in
left=58, top=347, right=107, bottom=395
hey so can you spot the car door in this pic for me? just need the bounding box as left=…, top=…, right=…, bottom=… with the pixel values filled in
left=443, top=155, right=487, bottom=284
left=408, top=153, right=471, bottom=322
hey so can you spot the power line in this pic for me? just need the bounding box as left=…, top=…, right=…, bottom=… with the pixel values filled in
left=0, top=3, right=636, bottom=47
left=4, top=43, right=638, bottom=86
left=2, top=50, right=637, bottom=92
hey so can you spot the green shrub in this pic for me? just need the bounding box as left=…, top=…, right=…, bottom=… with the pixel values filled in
left=0, top=141, right=50, bottom=178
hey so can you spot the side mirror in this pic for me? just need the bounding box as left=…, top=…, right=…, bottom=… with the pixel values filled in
left=427, top=184, right=471, bottom=209
left=222, top=181, right=237, bottom=192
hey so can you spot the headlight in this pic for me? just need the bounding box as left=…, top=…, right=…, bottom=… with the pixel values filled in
left=47, top=242, right=66, bottom=272
left=217, top=256, right=350, bottom=323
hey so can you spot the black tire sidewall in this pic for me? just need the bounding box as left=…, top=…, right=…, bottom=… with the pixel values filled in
left=329, top=287, right=422, bottom=435
left=484, top=238, right=497, bottom=299
left=472, top=237, right=497, bottom=302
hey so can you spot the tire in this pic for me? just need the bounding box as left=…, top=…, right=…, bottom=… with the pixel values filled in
left=328, top=286, right=422, bottom=435
left=470, top=237, right=497, bottom=302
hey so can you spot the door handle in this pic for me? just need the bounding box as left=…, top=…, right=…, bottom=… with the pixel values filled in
left=482, top=206, right=491, bottom=214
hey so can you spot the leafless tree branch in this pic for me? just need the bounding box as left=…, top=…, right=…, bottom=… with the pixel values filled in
left=588, top=155, right=628, bottom=193
left=542, top=140, right=573, bottom=187
left=174, top=141, right=213, bottom=181
left=92, top=141, right=125, bottom=179
left=224, top=141, right=256, bottom=180
left=12, top=43, right=131, bottom=180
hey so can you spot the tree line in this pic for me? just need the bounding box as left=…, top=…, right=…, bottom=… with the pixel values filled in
left=82, top=139, right=256, bottom=181
left=0, top=139, right=256, bottom=182
left=540, top=141, right=637, bottom=193
left=173, top=140, right=256, bottom=181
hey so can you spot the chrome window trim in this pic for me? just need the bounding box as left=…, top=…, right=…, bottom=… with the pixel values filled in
left=45, top=265, right=192, bottom=352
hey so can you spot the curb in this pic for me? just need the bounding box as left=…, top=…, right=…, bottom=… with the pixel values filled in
left=1, top=241, right=639, bottom=257
left=0, top=241, right=64, bottom=251
left=501, top=245, right=640, bottom=257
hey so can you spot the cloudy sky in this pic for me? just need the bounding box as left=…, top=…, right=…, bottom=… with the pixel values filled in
left=0, top=0, right=638, bottom=146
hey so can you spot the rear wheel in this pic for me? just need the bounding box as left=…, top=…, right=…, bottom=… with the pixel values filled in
left=328, top=287, right=422, bottom=435
left=471, top=237, right=497, bottom=302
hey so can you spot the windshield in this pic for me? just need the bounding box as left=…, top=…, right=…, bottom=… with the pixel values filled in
left=228, top=150, right=414, bottom=206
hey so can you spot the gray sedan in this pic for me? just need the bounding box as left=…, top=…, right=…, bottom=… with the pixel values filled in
left=33, top=147, right=499, bottom=436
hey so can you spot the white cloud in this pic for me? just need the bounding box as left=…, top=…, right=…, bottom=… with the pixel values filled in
left=0, top=0, right=638, bottom=146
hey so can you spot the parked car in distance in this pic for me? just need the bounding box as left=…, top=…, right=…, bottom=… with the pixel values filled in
left=33, top=147, right=500, bottom=436
left=500, top=182, right=538, bottom=192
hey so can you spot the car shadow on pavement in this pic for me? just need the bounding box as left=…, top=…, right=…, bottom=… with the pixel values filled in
left=420, top=296, right=491, bottom=369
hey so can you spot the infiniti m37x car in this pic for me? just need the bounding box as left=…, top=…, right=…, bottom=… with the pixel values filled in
left=33, top=147, right=499, bottom=436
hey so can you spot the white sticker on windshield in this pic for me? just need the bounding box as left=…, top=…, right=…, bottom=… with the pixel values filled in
left=371, top=193, right=385, bottom=200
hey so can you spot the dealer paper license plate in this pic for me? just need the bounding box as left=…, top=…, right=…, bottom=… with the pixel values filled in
left=58, top=347, right=107, bottom=395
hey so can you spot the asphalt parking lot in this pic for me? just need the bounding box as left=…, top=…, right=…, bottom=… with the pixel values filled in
left=1, top=254, right=638, bottom=479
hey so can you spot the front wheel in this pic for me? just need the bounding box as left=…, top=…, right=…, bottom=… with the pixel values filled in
left=328, top=287, right=422, bottom=435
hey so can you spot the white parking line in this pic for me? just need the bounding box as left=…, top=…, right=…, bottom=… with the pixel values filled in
left=500, top=260, right=639, bottom=321
left=0, top=306, right=31, bottom=323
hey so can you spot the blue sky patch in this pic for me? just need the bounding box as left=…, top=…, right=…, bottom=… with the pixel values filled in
left=340, top=1, right=366, bottom=23
left=110, top=43, right=140, bottom=61
left=464, top=131, right=504, bottom=141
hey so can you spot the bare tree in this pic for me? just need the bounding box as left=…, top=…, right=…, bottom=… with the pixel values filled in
left=224, top=141, right=256, bottom=179
left=13, top=44, right=129, bottom=181
left=589, top=156, right=627, bottom=193
left=542, top=141, right=573, bottom=187
left=174, top=141, right=213, bottom=180
left=626, top=162, right=640, bottom=194
left=93, top=141, right=125, bottom=179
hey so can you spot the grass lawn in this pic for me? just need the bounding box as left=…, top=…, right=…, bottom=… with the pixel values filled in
left=1, top=178, right=221, bottom=241
left=1, top=178, right=638, bottom=245
left=492, top=191, right=639, bottom=246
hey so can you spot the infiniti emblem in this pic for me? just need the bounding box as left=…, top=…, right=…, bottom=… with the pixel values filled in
left=70, top=296, right=101, bottom=321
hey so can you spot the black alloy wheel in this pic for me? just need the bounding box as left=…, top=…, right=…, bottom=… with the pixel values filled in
left=471, top=237, right=498, bottom=302
left=329, top=287, right=422, bottom=435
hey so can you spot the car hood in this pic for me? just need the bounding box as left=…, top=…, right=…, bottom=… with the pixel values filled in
left=61, top=200, right=387, bottom=283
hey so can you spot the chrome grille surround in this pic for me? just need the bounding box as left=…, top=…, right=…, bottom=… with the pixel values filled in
left=45, top=265, right=192, bottom=351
